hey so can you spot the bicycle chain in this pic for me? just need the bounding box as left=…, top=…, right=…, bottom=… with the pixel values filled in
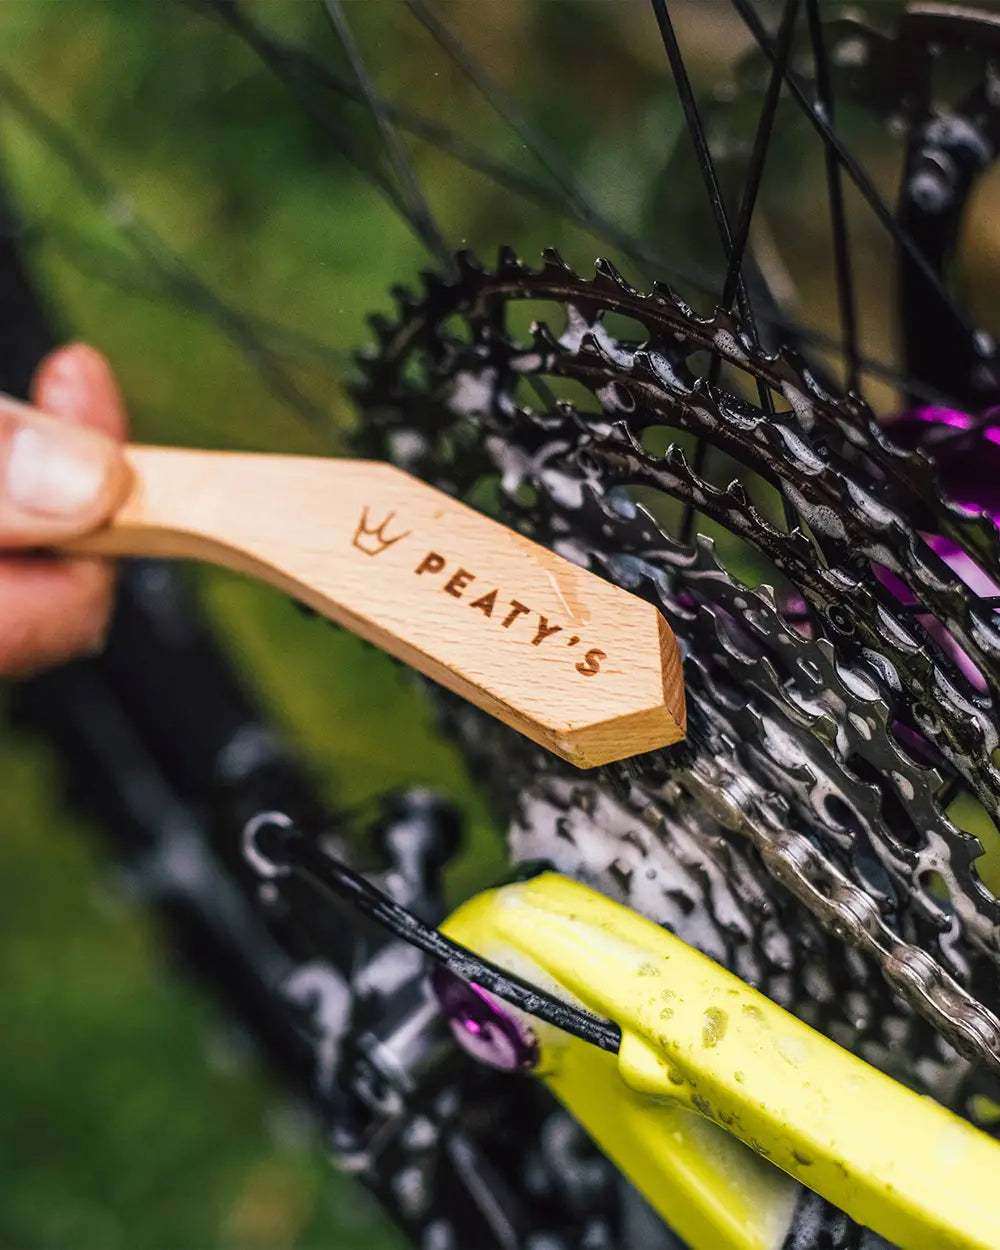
left=353, top=249, right=1000, bottom=1096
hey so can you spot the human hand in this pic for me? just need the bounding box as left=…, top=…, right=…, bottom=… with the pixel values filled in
left=0, top=344, right=128, bottom=676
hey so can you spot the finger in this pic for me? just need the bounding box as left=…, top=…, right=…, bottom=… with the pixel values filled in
left=0, top=553, right=114, bottom=677
left=32, top=342, right=128, bottom=441
left=0, top=391, right=128, bottom=550
left=0, top=344, right=129, bottom=676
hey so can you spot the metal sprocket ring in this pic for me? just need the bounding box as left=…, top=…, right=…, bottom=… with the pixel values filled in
left=353, top=247, right=1000, bottom=1110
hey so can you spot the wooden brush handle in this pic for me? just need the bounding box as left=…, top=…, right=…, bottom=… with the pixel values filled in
left=65, top=445, right=685, bottom=767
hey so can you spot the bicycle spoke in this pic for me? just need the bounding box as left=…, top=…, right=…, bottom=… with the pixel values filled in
left=51, top=179, right=959, bottom=415
left=43, top=220, right=352, bottom=371
left=405, top=0, right=594, bottom=223
left=677, top=438, right=707, bottom=546
left=321, top=0, right=451, bottom=269
left=650, top=0, right=738, bottom=547
left=650, top=0, right=780, bottom=543
left=720, top=0, right=801, bottom=533
left=204, top=0, right=441, bottom=255
left=192, top=0, right=966, bottom=413
left=217, top=0, right=690, bottom=277
left=648, top=0, right=741, bottom=312
left=722, top=0, right=800, bottom=314
left=805, top=0, right=860, bottom=395
left=731, top=0, right=981, bottom=352
left=200, top=0, right=696, bottom=298
left=197, top=0, right=624, bottom=248
left=13, top=0, right=969, bottom=439
left=0, top=68, right=334, bottom=437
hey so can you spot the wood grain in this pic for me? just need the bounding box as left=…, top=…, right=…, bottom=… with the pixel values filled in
left=65, top=445, right=686, bottom=767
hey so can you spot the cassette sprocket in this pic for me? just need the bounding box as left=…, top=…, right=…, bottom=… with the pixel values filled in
left=353, top=246, right=1000, bottom=1127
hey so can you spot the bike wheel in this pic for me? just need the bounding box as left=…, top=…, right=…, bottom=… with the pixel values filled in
left=4, top=3, right=1000, bottom=1247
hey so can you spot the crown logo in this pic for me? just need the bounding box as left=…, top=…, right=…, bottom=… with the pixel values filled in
left=352, top=506, right=411, bottom=557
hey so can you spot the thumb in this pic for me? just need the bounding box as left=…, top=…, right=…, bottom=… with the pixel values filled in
left=0, top=379, right=127, bottom=549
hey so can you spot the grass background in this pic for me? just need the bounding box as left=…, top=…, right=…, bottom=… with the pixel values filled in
left=0, top=4, right=688, bottom=1246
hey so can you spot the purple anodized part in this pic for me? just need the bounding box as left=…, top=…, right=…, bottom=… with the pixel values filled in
left=890, top=406, right=1000, bottom=521
left=874, top=405, right=1000, bottom=690
left=430, top=964, right=539, bottom=1072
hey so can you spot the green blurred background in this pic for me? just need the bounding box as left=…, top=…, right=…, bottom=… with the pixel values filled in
left=4, top=3, right=999, bottom=1248
left=0, top=3, right=699, bottom=1246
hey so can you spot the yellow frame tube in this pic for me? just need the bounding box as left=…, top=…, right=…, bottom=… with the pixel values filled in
left=443, top=873, right=1000, bottom=1250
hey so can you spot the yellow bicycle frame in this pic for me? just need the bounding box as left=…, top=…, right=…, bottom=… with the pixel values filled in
left=443, top=873, right=1000, bottom=1250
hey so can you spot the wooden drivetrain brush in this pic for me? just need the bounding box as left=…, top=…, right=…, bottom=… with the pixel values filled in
left=24, top=401, right=685, bottom=767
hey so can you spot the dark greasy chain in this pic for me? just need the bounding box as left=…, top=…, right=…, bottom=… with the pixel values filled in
left=353, top=249, right=1000, bottom=1095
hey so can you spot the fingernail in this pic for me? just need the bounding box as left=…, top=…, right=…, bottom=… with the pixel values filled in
left=38, top=346, right=89, bottom=419
left=6, top=424, right=112, bottom=518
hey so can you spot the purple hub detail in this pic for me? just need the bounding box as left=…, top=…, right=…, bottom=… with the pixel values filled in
left=430, top=965, right=539, bottom=1072
left=875, top=405, right=1000, bottom=691
left=889, top=406, right=1000, bottom=520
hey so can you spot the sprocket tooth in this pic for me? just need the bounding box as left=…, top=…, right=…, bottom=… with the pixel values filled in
left=727, top=479, right=749, bottom=507
left=650, top=278, right=681, bottom=307
left=529, top=320, right=561, bottom=353
left=497, top=244, right=523, bottom=275
left=540, top=246, right=571, bottom=274
left=419, top=268, right=449, bottom=298
left=633, top=348, right=686, bottom=394
left=578, top=328, right=609, bottom=360
left=713, top=307, right=740, bottom=333
left=455, top=249, right=485, bottom=278
left=366, top=312, right=395, bottom=346
left=712, top=309, right=753, bottom=361
left=352, top=346, right=380, bottom=375
left=593, top=256, right=633, bottom=294
left=694, top=531, right=718, bottom=561
left=390, top=283, right=419, bottom=316
left=608, top=419, right=644, bottom=455
left=665, top=443, right=688, bottom=472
